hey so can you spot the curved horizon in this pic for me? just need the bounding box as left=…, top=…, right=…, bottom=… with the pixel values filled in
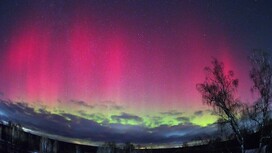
left=0, top=0, right=271, bottom=147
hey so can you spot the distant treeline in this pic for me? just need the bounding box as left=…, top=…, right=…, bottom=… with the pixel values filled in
left=0, top=121, right=271, bottom=153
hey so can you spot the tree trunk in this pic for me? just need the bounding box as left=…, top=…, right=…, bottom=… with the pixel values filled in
left=228, top=117, right=244, bottom=153
left=241, top=140, right=245, bottom=153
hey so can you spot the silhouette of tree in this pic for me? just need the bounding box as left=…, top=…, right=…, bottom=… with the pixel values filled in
left=40, top=137, right=52, bottom=153
left=249, top=50, right=272, bottom=152
left=75, top=145, right=83, bottom=153
left=123, top=142, right=135, bottom=153
left=197, top=59, right=245, bottom=153
left=97, top=142, right=117, bottom=153
left=53, top=140, right=59, bottom=153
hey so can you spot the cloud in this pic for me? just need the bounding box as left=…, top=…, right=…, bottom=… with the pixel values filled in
left=110, top=105, right=124, bottom=110
left=176, top=116, right=190, bottom=123
left=111, top=113, right=143, bottom=123
left=78, top=111, right=107, bottom=123
left=160, top=110, right=183, bottom=116
left=194, top=110, right=203, bottom=116
left=146, top=116, right=163, bottom=127
left=96, top=100, right=125, bottom=111
left=69, top=100, right=94, bottom=109
left=0, top=100, right=218, bottom=147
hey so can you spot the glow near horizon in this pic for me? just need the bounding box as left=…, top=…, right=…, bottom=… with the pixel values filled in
left=0, top=1, right=255, bottom=146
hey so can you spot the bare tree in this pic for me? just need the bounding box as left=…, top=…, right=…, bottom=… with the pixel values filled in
left=97, top=142, right=117, bottom=153
left=75, top=145, right=83, bottom=153
left=123, top=142, right=135, bottom=153
left=197, top=59, right=245, bottom=153
left=40, top=137, right=52, bottom=153
left=249, top=50, right=272, bottom=152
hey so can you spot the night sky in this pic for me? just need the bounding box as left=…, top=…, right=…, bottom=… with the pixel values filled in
left=0, top=0, right=272, bottom=148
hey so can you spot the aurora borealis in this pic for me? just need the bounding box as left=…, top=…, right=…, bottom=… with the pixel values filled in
left=0, top=0, right=272, bottom=147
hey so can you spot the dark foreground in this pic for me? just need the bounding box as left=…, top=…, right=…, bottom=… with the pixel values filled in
left=0, top=122, right=271, bottom=153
